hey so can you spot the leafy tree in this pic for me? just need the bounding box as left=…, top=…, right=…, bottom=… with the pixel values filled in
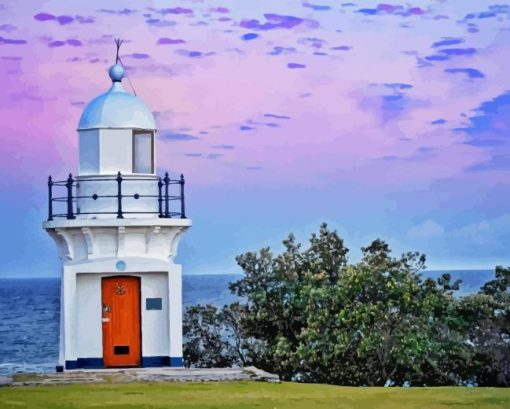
left=182, top=224, right=510, bottom=386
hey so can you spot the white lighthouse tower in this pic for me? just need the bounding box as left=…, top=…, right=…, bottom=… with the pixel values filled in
left=43, top=53, right=191, bottom=371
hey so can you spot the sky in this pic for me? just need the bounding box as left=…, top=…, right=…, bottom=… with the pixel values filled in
left=0, top=0, right=509, bottom=278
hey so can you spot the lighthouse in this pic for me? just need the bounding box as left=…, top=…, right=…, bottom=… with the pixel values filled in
left=43, top=54, right=191, bottom=371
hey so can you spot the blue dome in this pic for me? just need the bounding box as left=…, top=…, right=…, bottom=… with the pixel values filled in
left=78, top=68, right=156, bottom=131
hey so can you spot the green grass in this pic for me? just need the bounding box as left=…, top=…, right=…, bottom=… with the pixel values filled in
left=1, top=381, right=509, bottom=409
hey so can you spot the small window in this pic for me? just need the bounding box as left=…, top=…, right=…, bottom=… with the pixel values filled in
left=133, top=131, right=154, bottom=173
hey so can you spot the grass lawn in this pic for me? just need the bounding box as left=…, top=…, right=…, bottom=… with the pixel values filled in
left=0, top=381, right=509, bottom=409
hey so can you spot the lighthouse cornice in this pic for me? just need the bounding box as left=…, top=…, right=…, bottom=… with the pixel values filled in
left=45, top=221, right=191, bottom=263
left=43, top=217, right=192, bottom=230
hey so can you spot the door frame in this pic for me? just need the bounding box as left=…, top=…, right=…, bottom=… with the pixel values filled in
left=101, top=274, right=143, bottom=368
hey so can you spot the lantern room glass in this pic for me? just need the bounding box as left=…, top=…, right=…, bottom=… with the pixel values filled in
left=133, top=131, right=154, bottom=174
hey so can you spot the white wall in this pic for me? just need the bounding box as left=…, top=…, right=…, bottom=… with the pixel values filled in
left=99, top=129, right=132, bottom=174
left=168, top=265, right=183, bottom=359
left=141, top=273, right=169, bottom=356
left=75, top=274, right=102, bottom=358
left=72, top=271, right=170, bottom=360
left=79, top=130, right=99, bottom=174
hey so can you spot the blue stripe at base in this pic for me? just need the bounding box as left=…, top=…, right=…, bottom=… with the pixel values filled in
left=142, top=356, right=183, bottom=367
left=65, top=358, right=103, bottom=370
left=65, top=356, right=182, bottom=370
left=170, top=357, right=183, bottom=367
left=142, top=356, right=169, bottom=367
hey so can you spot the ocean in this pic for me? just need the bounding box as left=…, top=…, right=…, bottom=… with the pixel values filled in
left=0, top=270, right=495, bottom=375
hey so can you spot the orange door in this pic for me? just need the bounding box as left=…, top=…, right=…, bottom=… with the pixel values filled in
left=102, top=276, right=141, bottom=367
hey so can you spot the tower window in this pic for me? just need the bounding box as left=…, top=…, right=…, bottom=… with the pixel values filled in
left=133, top=131, right=154, bottom=173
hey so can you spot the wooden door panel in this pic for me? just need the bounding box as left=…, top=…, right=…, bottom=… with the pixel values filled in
left=102, top=276, right=141, bottom=367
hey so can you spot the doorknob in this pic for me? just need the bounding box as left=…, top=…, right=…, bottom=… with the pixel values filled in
left=103, top=304, right=111, bottom=313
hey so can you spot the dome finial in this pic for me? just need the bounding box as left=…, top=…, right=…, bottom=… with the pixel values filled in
left=109, top=38, right=125, bottom=82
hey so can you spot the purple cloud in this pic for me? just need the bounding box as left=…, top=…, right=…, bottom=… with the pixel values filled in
left=57, top=15, right=74, bottom=25
left=457, top=91, right=510, bottom=153
left=432, top=38, right=464, bottom=48
left=425, top=48, right=476, bottom=62
left=264, top=113, right=291, bottom=119
left=176, top=49, right=202, bottom=58
left=211, top=145, right=235, bottom=150
left=464, top=5, right=510, bottom=20
left=444, top=68, right=485, bottom=79
left=146, top=19, right=176, bottom=27
left=240, top=125, right=255, bottom=131
left=287, top=63, right=306, bottom=69
left=440, top=48, right=476, bottom=57
left=34, top=13, right=93, bottom=24
left=0, top=24, right=17, bottom=32
left=210, top=7, right=229, bottom=13
left=48, top=40, right=65, bottom=48
left=97, top=9, right=136, bottom=15
left=431, top=118, right=447, bottom=125
left=129, top=53, right=150, bottom=59
left=384, top=83, right=413, bottom=90
left=303, top=3, right=331, bottom=11
left=160, top=132, right=199, bottom=141
left=330, top=45, right=352, bottom=51
left=207, top=153, right=223, bottom=160
left=241, top=13, right=318, bottom=31
left=246, top=166, right=262, bottom=170
left=66, top=39, right=82, bottom=47
left=157, top=37, right=185, bottom=45
left=299, top=37, right=326, bottom=49
left=34, top=13, right=55, bottom=21
left=75, top=15, right=95, bottom=24
left=425, top=54, right=448, bottom=62
left=268, top=46, right=297, bottom=55
left=0, top=36, right=27, bottom=45
left=241, top=33, right=259, bottom=41
left=381, top=94, right=406, bottom=112
left=185, top=153, right=202, bottom=157
left=407, top=7, right=425, bottom=16
left=357, top=4, right=426, bottom=17
left=158, top=7, right=193, bottom=15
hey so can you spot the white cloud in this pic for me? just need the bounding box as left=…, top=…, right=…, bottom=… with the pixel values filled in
left=407, top=219, right=445, bottom=239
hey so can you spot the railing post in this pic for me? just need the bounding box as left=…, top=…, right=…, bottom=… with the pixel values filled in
left=66, top=173, right=75, bottom=220
left=180, top=174, right=186, bottom=219
left=164, top=172, right=170, bottom=218
left=48, top=176, right=54, bottom=221
left=158, top=177, right=164, bottom=218
left=116, top=171, right=124, bottom=219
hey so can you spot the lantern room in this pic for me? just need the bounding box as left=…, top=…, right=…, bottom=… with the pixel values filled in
left=77, top=64, right=156, bottom=175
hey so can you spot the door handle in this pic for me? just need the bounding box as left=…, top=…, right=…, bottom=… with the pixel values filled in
left=103, top=304, right=111, bottom=313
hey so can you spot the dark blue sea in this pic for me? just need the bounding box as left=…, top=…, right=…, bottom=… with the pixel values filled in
left=0, top=270, right=495, bottom=375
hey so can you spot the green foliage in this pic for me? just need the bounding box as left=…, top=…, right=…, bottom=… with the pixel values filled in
left=183, top=223, right=510, bottom=386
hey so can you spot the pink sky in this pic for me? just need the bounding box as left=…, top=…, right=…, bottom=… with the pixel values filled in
left=1, top=1, right=510, bottom=276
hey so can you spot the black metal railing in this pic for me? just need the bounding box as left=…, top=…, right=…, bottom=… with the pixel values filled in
left=47, top=171, right=186, bottom=221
